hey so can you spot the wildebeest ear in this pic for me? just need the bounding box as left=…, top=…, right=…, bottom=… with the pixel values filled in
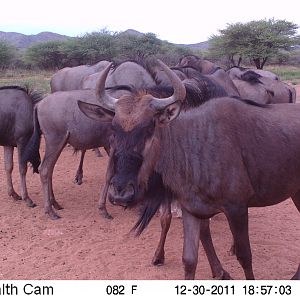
left=156, top=101, right=181, bottom=125
left=78, top=100, right=115, bottom=122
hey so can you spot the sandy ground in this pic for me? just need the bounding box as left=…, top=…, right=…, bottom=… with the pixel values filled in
left=0, top=85, right=299, bottom=280
left=295, top=84, right=300, bottom=102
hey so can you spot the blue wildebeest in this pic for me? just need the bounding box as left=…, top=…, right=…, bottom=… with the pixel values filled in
left=81, top=60, right=156, bottom=90
left=80, top=61, right=231, bottom=277
left=50, top=60, right=110, bottom=92
left=176, top=55, right=219, bottom=74
left=52, top=60, right=158, bottom=185
left=231, top=70, right=296, bottom=104
left=94, top=62, right=232, bottom=278
left=50, top=60, right=111, bottom=182
left=227, top=65, right=279, bottom=81
left=78, top=60, right=299, bottom=280
left=0, top=86, right=42, bottom=207
left=175, top=55, right=240, bottom=97
left=21, top=66, right=119, bottom=220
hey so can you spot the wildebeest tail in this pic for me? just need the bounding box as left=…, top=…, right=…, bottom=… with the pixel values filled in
left=21, top=107, right=42, bottom=173
left=132, top=172, right=172, bottom=236
left=24, top=84, right=44, bottom=105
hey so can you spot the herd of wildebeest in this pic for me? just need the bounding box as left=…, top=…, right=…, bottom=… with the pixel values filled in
left=0, top=55, right=299, bottom=280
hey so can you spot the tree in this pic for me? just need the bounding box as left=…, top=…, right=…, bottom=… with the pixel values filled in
left=77, top=31, right=117, bottom=64
left=115, top=32, right=163, bottom=61
left=17, top=29, right=198, bottom=70
left=24, top=40, right=65, bottom=69
left=158, top=42, right=194, bottom=65
left=59, top=30, right=117, bottom=66
left=24, top=30, right=118, bottom=68
left=0, top=40, right=16, bottom=69
left=209, top=19, right=299, bottom=69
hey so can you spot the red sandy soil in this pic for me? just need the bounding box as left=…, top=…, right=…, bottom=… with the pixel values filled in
left=0, top=86, right=299, bottom=280
left=296, top=84, right=300, bottom=102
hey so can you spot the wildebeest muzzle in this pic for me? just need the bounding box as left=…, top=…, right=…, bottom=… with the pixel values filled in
left=108, top=177, right=136, bottom=207
left=108, top=151, right=143, bottom=207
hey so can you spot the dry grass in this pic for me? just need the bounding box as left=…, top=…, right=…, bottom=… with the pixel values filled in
left=264, top=65, right=300, bottom=84
left=0, top=69, right=53, bottom=94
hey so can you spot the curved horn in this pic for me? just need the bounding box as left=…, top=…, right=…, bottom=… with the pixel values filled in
left=151, top=59, right=186, bottom=110
left=95, top=62, right=118, bottom=111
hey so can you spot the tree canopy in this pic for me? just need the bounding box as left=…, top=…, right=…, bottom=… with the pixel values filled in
left=21, top=30, right=194, bottom=69
left=209, top=19, right=300, bottom=69
left=0, top=40, right=16, bottom=69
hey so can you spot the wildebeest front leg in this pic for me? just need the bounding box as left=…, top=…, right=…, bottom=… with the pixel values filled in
left=200, top=218, right=232, bottom=279
left=182, top=207, right=201, bottom=279
left=3, top=146, right=21, bottom=200
left=98, top=180, right=112, bottom=219
left=73, top=150, right=85, bottom=185
left=225, top=206, right=254, bottom=279
left=152, top=198, right=172, bottom=266
left=98, top=153, right=113, bottom=219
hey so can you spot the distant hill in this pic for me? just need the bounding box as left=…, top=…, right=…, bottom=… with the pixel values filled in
left=179, top=41, right=210, bottom=50
left=121, top=29, right=210, bottom=50
left=0, top=31, right=70, bottom=49
left=0, top=29, right=209, bottom=50
left=120, top=29, right=145, bottom=38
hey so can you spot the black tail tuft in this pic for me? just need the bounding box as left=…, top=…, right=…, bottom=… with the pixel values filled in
left=21, top=107, right=42, bottom=173
left=132, top=172, right=172, bottom=236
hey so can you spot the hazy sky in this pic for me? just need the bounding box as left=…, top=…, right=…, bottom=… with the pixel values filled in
left=1, top=0, right=299, bottom=44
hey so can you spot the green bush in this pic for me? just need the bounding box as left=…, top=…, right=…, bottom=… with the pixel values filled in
left=0, top=40, right=17, bottom=69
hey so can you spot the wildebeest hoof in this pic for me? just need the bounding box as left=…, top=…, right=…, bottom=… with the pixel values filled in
left=52, top=202, right=64, bottom=210
left=47, top=210, right=61, bottom=220
left=73, top=177, right=83, bottom=185
left=99, top=208, right=113, bottom=219
left=50, top=213, right=61, bottom=220
left=152, top=257, right=165, bottom=266
left=55, top=205, right=64, bottom=210
left=10, top=192, right=22, bottom=201
left=214, top=270, right=232, bottom=280
left=26, top=200, right=37, bottom=208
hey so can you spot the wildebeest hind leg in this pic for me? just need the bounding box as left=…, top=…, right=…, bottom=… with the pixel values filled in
left=3, top=146, right=21, bottom=200
left=16, top=142, right=36, bottom=207
left=49, top=172, right=63, bottom=210
left=200, top=218, right=232, bottom=279
left=225, top=206, right=254, bottom=279
left=182, top=207, right=201, bottom=279
left=39, top=133, right=69, bottom=219
left=152, top=199, right=172, bottom=266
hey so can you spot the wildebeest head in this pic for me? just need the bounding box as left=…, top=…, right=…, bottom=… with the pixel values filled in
left=78, top=60, right=186, bottom=207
